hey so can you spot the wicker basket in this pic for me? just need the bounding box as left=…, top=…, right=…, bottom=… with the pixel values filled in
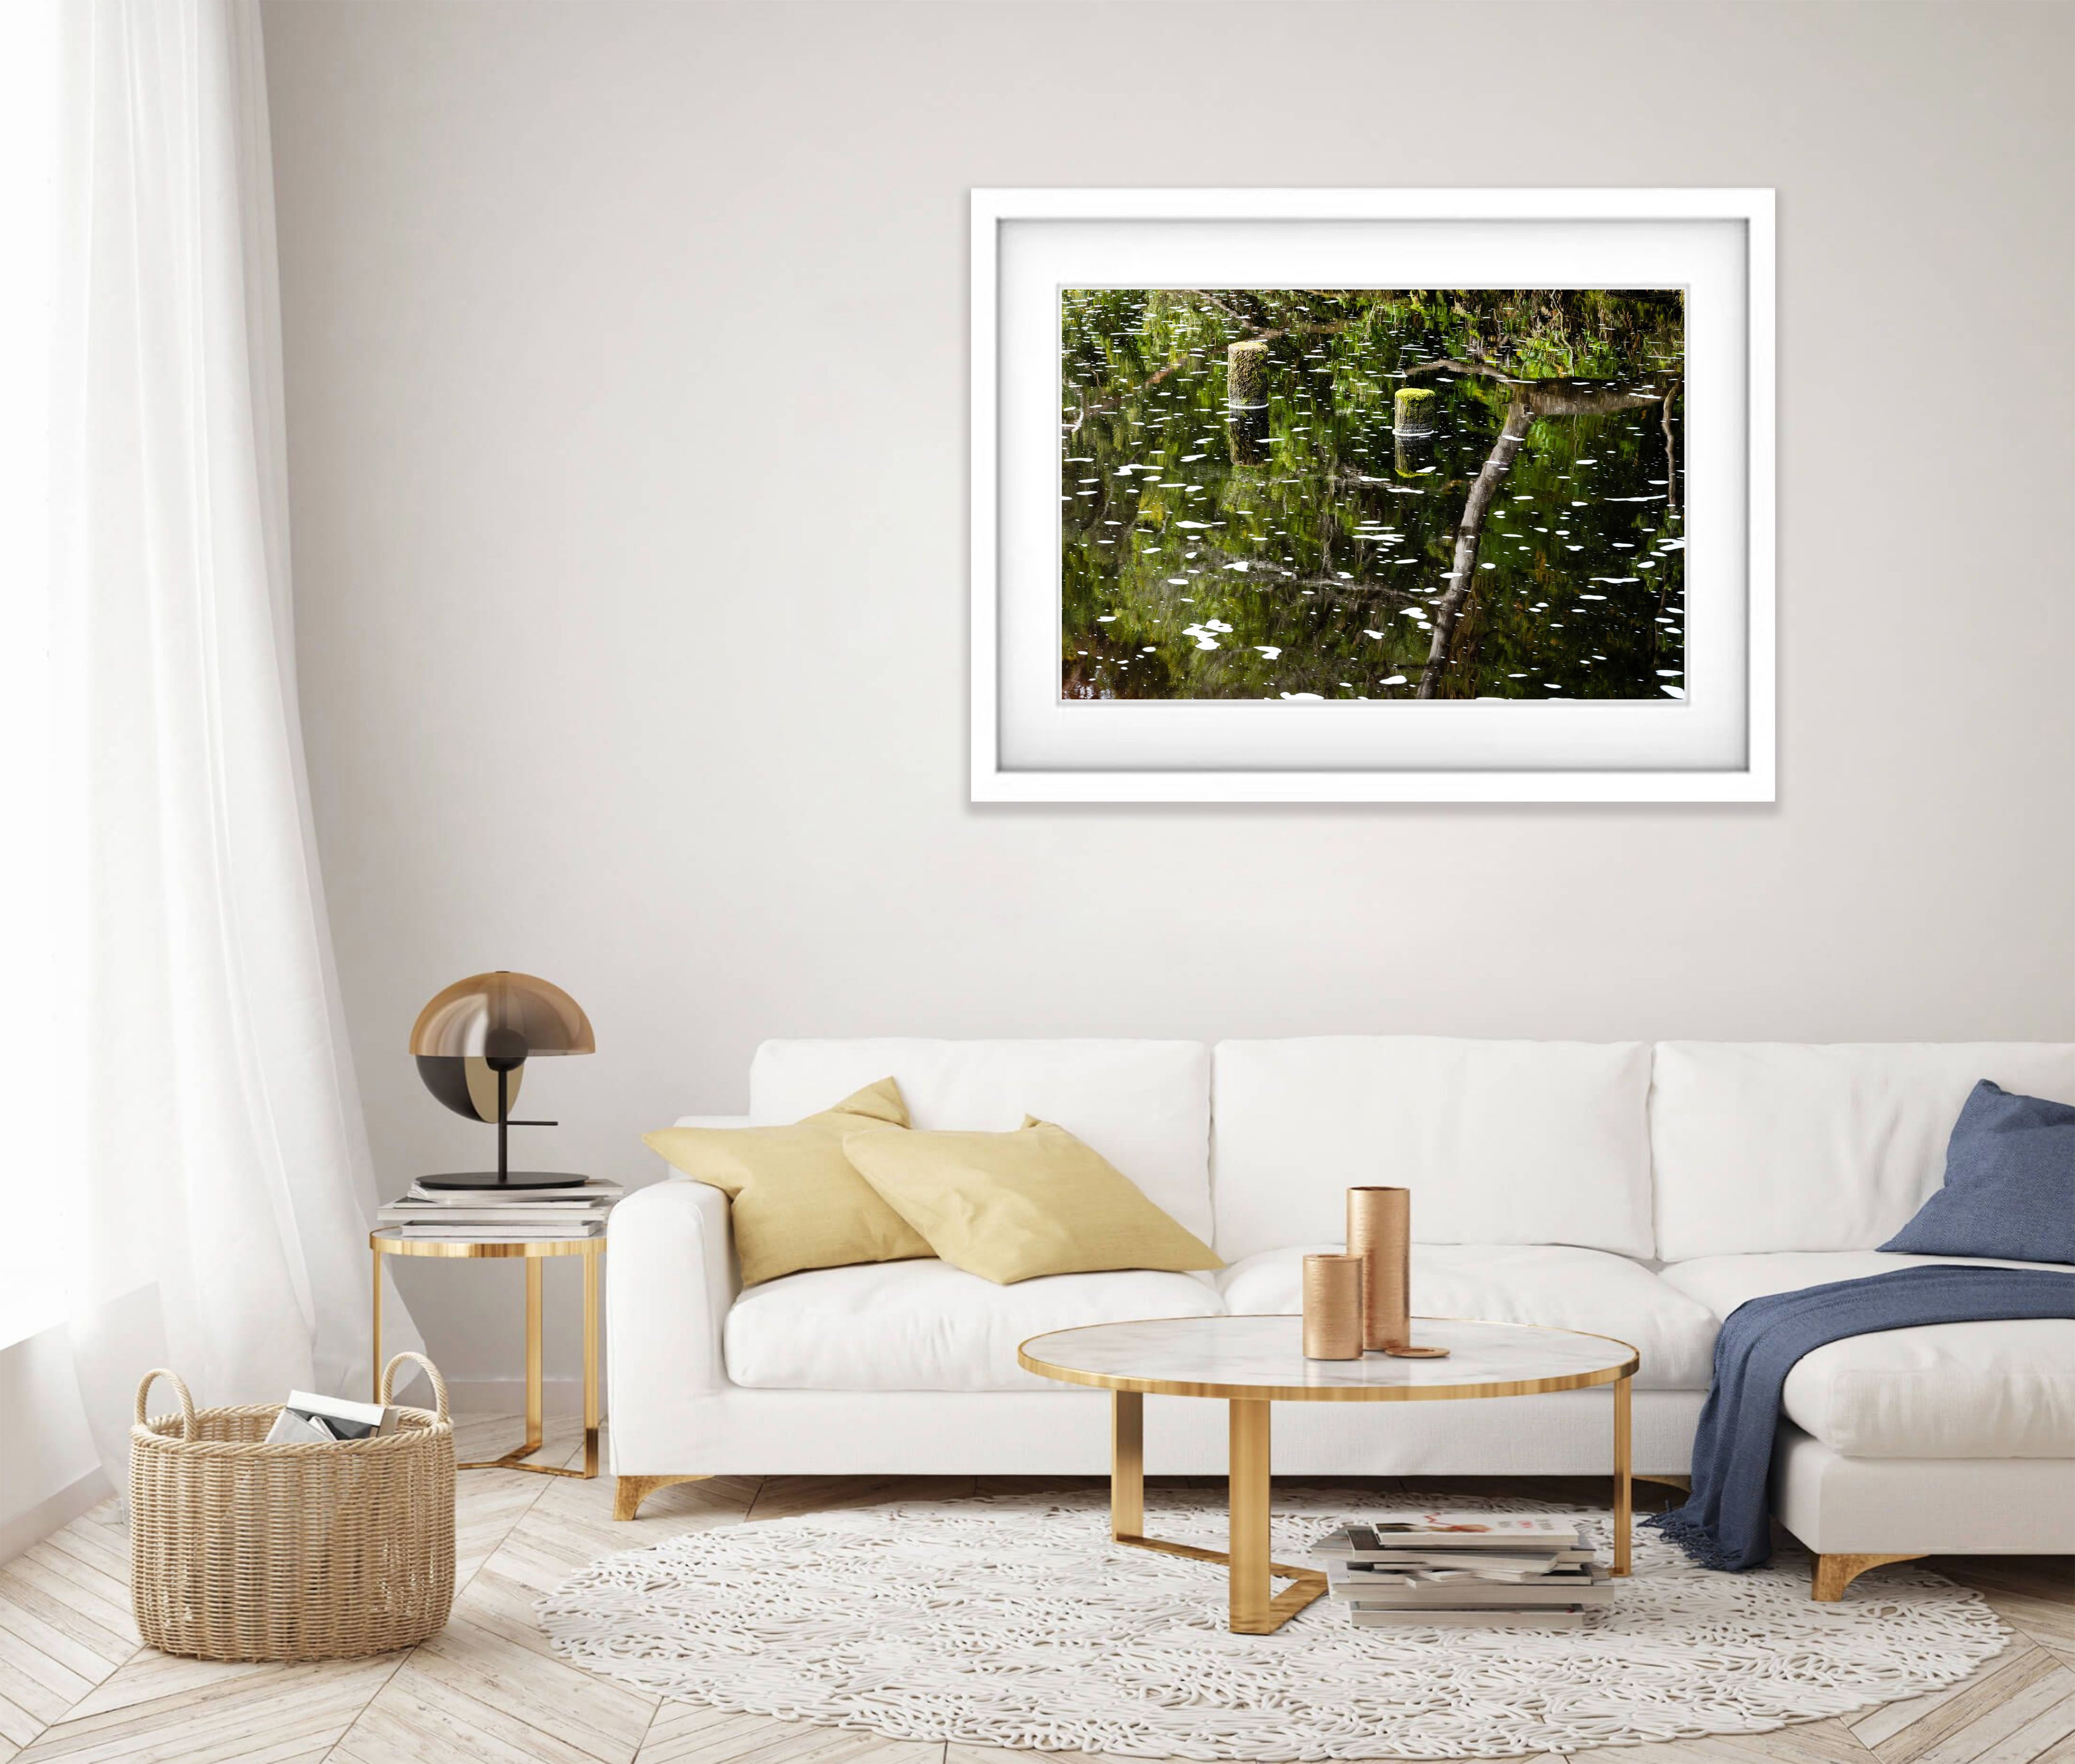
left=130, top=1352, right=456, bottom=1661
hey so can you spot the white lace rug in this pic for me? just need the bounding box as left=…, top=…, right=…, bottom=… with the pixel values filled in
left=538, top=1490, right=2008, bottom=1759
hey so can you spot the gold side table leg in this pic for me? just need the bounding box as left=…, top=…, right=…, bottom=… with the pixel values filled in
left=1613, top=1373, right=1633, bottom=1576
left=581, top=1246, right=600, bottom=1478
left=1112, top=1391, right=1143, bottom=1540
left=370, top=1245, right=383, bottom=1403
left=523, top=1258, right=545, bottom=1456
left=461, top=1256, right=558, bottom=1471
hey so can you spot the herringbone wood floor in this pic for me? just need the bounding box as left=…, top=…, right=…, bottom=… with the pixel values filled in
left=1, top=1417, right=2068, bottom=1764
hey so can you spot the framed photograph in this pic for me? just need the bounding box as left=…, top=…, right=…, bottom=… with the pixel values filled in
left=970, top=188, right=1774, bottom=803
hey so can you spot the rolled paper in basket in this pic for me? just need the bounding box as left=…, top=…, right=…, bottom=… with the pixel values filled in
left=1347, top=1186, right=1411, bottom=1353
left=1302, top=1253, right=1364, bottom=1360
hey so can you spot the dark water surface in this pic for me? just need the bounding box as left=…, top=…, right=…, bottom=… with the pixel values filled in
left=1060, top=292, right=1685, bottom=702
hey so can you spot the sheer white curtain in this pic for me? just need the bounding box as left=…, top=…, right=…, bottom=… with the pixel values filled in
left=17, top=0, right=416, bottom=1480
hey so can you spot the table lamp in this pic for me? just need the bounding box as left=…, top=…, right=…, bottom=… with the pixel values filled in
left=410, top=970, right=595, bottom=1190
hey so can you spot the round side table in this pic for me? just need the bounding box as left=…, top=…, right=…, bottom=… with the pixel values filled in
left=1020, top=1313, right=1638, bottom=1634
left=370, top=1229, right=602, bottom=1479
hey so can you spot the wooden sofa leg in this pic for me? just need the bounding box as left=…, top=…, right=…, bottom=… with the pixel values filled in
left=615, top=1473, right=711, bottom=1521
left=1811, top=1552, right=1924, bottom=1601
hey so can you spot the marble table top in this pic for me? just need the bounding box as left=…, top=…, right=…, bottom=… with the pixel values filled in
left=1018, top=1314, right=1636, bottom=1401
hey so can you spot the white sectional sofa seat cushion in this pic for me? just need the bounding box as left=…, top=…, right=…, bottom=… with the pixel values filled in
left=724, top=1260, right=1223, bottom=1392
left=1212, top=1038, right=1654, bottom=1261
left=750, top=1039, right=1214, bottom=1242
left=1662, top=1251, right=2075, bottom=1458
left=1219, top=1243, right=1719, bottom=1389
left=1650, top=1042, right=2075, bottom=1262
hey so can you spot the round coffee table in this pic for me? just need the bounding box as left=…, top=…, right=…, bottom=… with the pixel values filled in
left=1018, top=1314, right=1638, bottom=1634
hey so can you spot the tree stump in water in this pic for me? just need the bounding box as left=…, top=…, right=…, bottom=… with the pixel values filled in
left=1227, top=339, right=1269, bottom=407
left=1394, top=386, right=1436, bottom=435
left=1227, top=403, right=1269, bottom=467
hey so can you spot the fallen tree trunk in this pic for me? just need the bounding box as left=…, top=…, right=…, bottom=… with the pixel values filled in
left=1417, top=396, right=1533, bottom=699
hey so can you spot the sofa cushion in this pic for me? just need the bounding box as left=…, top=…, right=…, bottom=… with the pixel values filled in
left=1216, top=1243, right=1717, bottom=1389
left=845, top=1120, right=1221, bottom=1284
left=750, top=1039, right=1213, bottom=1242
left=1661, top=1251, right=2075, bottom=1458
left=1211, top=1038, right=1654, bottom=1261
left=1650, top=1042, right=2075, bottom=1261
left=1880, top=1082, right=2075, bottom=1264
left=643, top=1078, right=928, bottom=1286
left=724, top=1259, right=1224, bottom=1392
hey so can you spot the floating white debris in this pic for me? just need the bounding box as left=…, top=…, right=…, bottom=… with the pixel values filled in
left=1380, top=674, right=1407, bottom=686
left=1225, top=562, right=1251, bottom=572
left=1363, top=629, right=1385, bottom=640
left=1255, top=645, right=1282, bottom=659
left=1175, top=520, right=1212, bottom=529
left=1576, top=458, right=1597, bottom=464
left=1166, top=578, right=1188, bottom=586
left=1579, top=594, right=1607, bottom=601
left=1096, top=615, right=1117, bottom=622
left=1194, top=639, right=1220, bottom=651
left=1662, top=684, right=1686, bottom=699
left=1279, top=692, right=1324, bottom=701
left=1481, top=563, right=1497, bottom=570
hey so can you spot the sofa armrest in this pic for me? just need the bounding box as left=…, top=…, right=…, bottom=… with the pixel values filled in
left=608, top=1176, right=737, bottom=1413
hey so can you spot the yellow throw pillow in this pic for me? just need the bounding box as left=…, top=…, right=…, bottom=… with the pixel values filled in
left=643, top=1078, right=932, bottom=1286
left=841, top=1117, right=1222, bottom=1285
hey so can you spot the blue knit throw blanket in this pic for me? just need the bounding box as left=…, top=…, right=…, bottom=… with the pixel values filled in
left=1648, top=1264, right=2075, bottom=1571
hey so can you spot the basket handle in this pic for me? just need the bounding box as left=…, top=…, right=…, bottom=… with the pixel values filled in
left=378, top=1351, right=448, bottom=1421
left=134, top=1369, right=197, bottom=1441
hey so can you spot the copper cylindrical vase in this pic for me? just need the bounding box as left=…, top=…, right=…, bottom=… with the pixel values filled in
left=1302, top=1254, right=1363, bottom=1360
left=1347, top=1186, right=1411, bottom=1353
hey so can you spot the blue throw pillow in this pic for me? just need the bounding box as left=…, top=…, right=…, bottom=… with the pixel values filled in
left=1880, top=1080, right=2075, bottom=1263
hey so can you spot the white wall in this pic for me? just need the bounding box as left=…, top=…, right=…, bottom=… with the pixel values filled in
left=0, top=1331, right=107, bottom=1562
left=259, top=0, right=2074, bottom=1393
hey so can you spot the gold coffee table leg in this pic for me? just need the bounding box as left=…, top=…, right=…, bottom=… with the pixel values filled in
left=1613, top=1372, right=1633, bottom=1576
left=1106, top=1390, right=1324, bottom=1635
left=1112, top=1390, right=1143, bottom=1539
left=1229, top=1398, right=1272, bottom=1631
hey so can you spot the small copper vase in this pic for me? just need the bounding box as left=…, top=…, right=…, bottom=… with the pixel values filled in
left=1347, top=1186, right=1449, bottom=1359
left=1301, top=1253, right=1363, bottom=1359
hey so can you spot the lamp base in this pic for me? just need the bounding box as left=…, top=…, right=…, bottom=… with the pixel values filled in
left=416, top=1170, right=594, bottom=1192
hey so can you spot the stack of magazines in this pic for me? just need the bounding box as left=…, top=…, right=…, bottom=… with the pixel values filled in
left=377, top=1178, right=622, bottom=1241
left=1311, top=1517, right=1612, bottom=1629
left=265, top=1389, right=400, bottom=1444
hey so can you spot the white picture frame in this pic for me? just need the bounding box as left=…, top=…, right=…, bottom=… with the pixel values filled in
left=970, top=187, right=1775, bottom=804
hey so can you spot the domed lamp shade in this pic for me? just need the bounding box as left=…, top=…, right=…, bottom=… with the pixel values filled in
left=410, top=971, right=595, bottom=1190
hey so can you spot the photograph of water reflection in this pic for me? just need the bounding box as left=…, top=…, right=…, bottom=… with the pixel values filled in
left=1060, top=289, right=1685, bottom=703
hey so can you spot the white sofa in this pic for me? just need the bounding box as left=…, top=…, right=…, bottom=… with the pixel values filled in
left=607, top=1038, right=2075, bottom=1594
